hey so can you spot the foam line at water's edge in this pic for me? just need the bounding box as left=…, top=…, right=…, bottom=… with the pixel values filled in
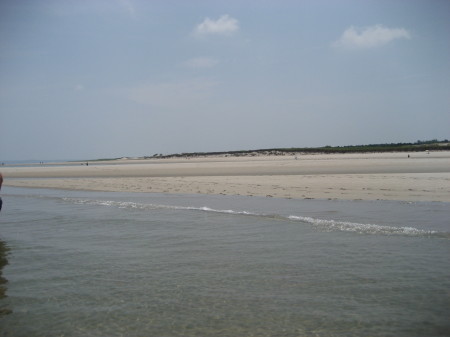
left=62, top=198, right=445, bottom=238
left=287, top=215, right=438, bottom=236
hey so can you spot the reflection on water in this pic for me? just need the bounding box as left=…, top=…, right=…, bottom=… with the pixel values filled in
left=0, top=238, right=12, bottom=316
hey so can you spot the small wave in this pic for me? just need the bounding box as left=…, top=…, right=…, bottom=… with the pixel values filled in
left=287, top=216, right=438, bottom=237
left=63, top=198, right=162, bottom=210
left=186, top=206, right=257, bottom=216
left=62, top=198, right=444, bottom=238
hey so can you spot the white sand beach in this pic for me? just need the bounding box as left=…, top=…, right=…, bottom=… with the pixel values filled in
left=3, top=152, right=450, bottom=202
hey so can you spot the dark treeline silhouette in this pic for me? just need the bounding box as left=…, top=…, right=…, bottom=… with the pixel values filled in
left=149, top=139, right=450, bottom=159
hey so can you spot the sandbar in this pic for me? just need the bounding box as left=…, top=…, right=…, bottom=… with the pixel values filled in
left=2, top=152, right=450, bottom=202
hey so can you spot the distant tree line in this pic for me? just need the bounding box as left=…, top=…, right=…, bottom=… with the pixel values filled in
left=150, top=139, right=450, bottom=159
left=415, top=139, right=448, bottom=145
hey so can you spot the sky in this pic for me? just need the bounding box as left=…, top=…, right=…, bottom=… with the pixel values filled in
left=1, top=0, right=449, bottom=161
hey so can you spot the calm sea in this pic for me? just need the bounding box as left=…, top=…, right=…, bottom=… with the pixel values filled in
left=0, top=187, right=449, bottom=337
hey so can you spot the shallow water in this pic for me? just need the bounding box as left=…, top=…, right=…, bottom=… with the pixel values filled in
left=0, top=187, right=449, bottom=336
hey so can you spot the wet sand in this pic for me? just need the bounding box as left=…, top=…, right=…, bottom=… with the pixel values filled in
left=3, top=152, right=450, bottom=202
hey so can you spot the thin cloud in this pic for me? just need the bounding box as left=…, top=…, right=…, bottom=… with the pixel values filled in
left=184, top=57, right=219, bottom=69
left=333, top=25, right=411, bottom=49
left=194, top=15, right=239, bottom=36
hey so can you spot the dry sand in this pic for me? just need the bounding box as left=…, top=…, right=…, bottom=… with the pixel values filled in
left=3, top=152, right=450, bottom=202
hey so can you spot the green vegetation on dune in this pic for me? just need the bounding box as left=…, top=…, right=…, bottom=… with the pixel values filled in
left=150, top=139, right=450, bottom=159
left=80, top=139, right=449, bottom=161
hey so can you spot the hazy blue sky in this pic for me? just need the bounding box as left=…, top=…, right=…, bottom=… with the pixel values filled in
left=1, top=0, right=449, bottom=161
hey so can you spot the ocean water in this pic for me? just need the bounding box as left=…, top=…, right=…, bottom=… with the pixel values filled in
left=0, top=187, right=449, bottom=337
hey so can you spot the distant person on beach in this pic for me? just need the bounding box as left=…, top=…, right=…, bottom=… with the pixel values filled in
left=0, top=172, right=3, bottom=211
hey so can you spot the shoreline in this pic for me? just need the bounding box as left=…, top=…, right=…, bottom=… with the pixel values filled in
left=3, top=152, right=450, bottom=202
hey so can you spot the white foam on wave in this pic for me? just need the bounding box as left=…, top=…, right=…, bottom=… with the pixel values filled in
left=288, top=215, right=437, bottom=236
left=62, top=197, right=441, bottom=237
left=191, top=206, right=256, bottom=216
left=64, top=198, right=163, bottom=210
